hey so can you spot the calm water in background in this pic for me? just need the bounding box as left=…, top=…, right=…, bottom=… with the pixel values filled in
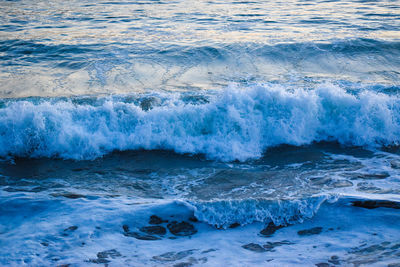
left=1, top=0, right=400, bottom=266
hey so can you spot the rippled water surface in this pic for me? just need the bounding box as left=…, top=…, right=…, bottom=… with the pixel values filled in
left=1, top=0, right=399, bottom=97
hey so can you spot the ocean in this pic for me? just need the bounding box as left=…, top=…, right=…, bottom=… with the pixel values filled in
left=0, top=0, right=400, bottom=266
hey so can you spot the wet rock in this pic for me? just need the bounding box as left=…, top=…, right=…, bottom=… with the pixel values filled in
left=388, top=263, right=400, bottom=267
left=390, top=160, right=400, bottom=169
left=122, top=224, right=130, bottom=233
left=62, top=226, right=78, bottom=236
left=64, top=226, right=78, bottom=231
left=97, top=249, right=121, bottom=259
left=88, top=258, right=110, bottom=264
left=124, top=231, right=161, bottom=240
left=298, top=227, right=323, bottom=236
left=242, top=243, right=266, bottom=253
left=310, top=177, right=332, bottom=185
left=152, top=250, right=195, bottom=262
left=356, top=172, right=389, bottom=179
left=149, top=215, right=167, bottom=224
left=167, top=221, right=197, bottom=236
left=352, top=244, right=386, bottom=254
left=57, top=264, right=70, bottom=267
left=352, top=200, right=400, bottom=209
left=263, top=241, right=293, bottom=251
left=41, top=241, right=49, bottom=247
left=260, top=222, right=285, bottom=236
left=228, top=222, right=240, bottom=228
left=188, top=216, right=198, bottom=223
left=315, top=263, right=330, bottom=267
left=173, top=262, right=192, bottom=267
left=201, top=249, right=217, bottom=254
left=328, top=255, right=340, bottom=265
left=332, top=180, right=353, bottom=188
left=123, top=224, right=160, bottom=240
left=140, top=226, right=166, bottom=235
left=351, top=258, right=378, bottom=266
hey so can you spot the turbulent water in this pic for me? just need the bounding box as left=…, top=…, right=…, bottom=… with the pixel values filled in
left=1, top=0, right=400, bottom=266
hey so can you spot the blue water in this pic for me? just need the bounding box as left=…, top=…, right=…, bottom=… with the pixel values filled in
left=1, top=0, right=400, bottom=266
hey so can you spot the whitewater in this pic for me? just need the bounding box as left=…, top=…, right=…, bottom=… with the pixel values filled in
left=2, top=83, right=400, bottom=161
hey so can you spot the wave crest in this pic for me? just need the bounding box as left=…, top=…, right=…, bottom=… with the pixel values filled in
left=1, top=83, right=400, bottom=161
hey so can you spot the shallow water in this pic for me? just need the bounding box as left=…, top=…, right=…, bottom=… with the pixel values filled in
left=1, top=0, right=400, bottom=266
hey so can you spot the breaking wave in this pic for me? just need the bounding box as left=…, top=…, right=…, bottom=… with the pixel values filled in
left=1, top=82, right=400, bottom=161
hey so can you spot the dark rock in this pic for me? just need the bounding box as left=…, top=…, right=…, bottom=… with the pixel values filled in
left=122, top=224, right=130, bottom=233
left=352, top=244, right=385, bottom=254
left=140, top=226, right=166, bottom=235
left=388, top=263, right=400, bottom=267
left=41, top=241, right=49, bottom=247
left=328, top=255, right=340, bottom=265
left=228, top=222, right=240, bottom=228
left=123, top=224, right=160, bottom=240
left=331, top=180, right=353, bottom=188
left=263, top=241, right=293, bottom=251
left=124, top=231, right=160, bottom=240
left=356, top=172, right=389, bottom=179
left=174, top=262, right=193, bottom=267
left=188, top=216, right=198, bottom=223
left=152, top=250, right=195, bottom=262
left=390, top=160, right=400, bottom=169
left=57, top=265, right=70, bottom=267
left=64, top=226, right=78, bottom=231
left=352, top=200, right=400, bottom=209
left=97, top=249, right=121, bottom=259
left=89, top=258, right=110, bottom=264
left=260, top=222, right=285, bottom=236
left=298, top=227, right=323, bottom=236
left=167, top=221, right=197, bottom=236
left=149, top=215, right=167, bottom=225
left=201, top=249, right=217, bottom=254
left=242, top=243, right=266, bottom=253
left=315, top=263, right=330, bottom=267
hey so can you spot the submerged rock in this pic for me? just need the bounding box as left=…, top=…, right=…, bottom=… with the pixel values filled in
left=228, top=222, right=240, bottom=228
left=64, top=226, right=78, bottom=231
left=88, top=258, right=110, bottom=264
left=140, top=226, right=166, bottom=235
left=149, top=215, right=167, bottom=224
left=263, top=241, right=293, bottom=251
left=152, top=250, right=195, bottom=262
left=97, top=249, right=121, bottom=259
left=328, top=255, right=340, bottom=265
left=260, top=222, right=285, bottom=236
left=167, top=221, right=197, bottom=236
left=188, top=216, right=198, bottom=223
left=242, top=243, right=266, bottom=253
left=356, top=172, right=389, bottom=179
left=123, top=225, right=161, bottom=240
left=298, top=227, right=323, bottom=236
left=352, top=200, right=400, bottom=209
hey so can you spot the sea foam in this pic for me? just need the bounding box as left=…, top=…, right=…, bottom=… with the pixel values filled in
left=1, top=83, right=400, bottom=161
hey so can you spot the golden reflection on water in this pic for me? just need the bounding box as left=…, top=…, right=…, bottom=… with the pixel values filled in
left=0, top=0, right=399, bottom=98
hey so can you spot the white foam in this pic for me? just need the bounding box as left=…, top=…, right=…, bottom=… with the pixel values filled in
left=1, top=83, right=400, bottom=161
